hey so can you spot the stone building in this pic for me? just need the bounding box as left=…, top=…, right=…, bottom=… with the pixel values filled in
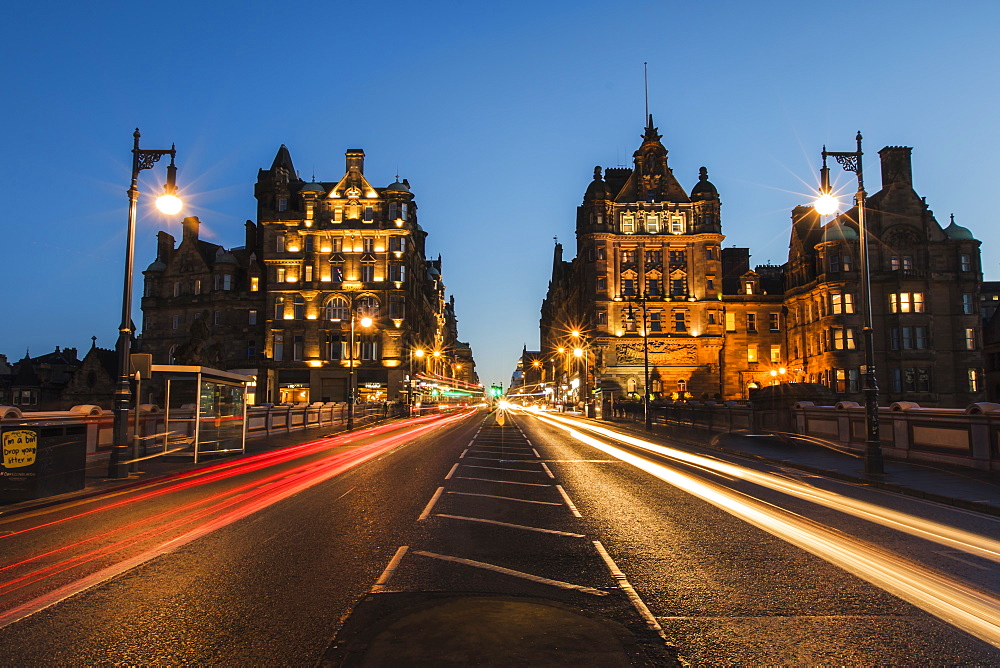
left=542, top=116, right=784, bottom=403
left=541, top=119, right=985, bottom=407
left=785, top=146, right=985, bottom=407
left=142, top=144, right=475, bottom=405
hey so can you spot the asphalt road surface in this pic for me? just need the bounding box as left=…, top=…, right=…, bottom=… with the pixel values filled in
left=0, top=407, right=997, bottom=665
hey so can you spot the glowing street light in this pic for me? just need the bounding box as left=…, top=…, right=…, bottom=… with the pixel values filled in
left=109, top=129, right=182, bottom=479
left=346, top=305, right=374, bottom=431
left=814, top=132, right=883, bottom=475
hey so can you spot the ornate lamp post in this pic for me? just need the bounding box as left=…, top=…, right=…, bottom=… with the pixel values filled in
left=623, top=292, right=652, bottom=430
left=814, top=132, right=884, bottom=475
left=109, top=129, right=182, bottom=479
left=410, top=348, right=425, bottom=414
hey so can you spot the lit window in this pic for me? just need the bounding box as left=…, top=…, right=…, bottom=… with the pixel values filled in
left=326, top=296, right=349, bottom=321
left=194, top=279, right=202, bottom=295
left=333, top=207, right=343, bottom=223
left=770, top=344, right=781, bottom=363
left=621, top=213, right=635, bottom=234
left=725, top=312, right=736, bottom=332
left=969, top=369, right=981, bottom=392
left=645, top=250, right=661, bottom=264
left=645, top=214, right=660, bottom=234
left=747, top=344, right=757, bottom=363
left=670, top=216, right=685, bottom=234
left=965, top=328, right=976, bottom=350
left=745, top=282, right=754, bottom=295
left=621, top=249, right=637, bottom=264
left=250, top=276, right=259, bottom=292
left=277, top=267, right=286, bottom=283
left=305, top=265, right=313, bottom=282
left=890, top=292, right=925, bottom=313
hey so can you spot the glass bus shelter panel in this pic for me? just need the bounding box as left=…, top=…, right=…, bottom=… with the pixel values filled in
left=163, top=378, right=198, bottom=455
left=198, top=380, right=246, bottom=455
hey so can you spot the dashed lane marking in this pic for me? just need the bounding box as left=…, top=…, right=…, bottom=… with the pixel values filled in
left=371, top=545, right=409, bottom=592
left=418, top=487, right=445, bottom=521
left=555, top=485, right=583, bottom=517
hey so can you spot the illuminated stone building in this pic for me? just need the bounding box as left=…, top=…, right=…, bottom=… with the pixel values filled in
left=542, top=120, right=985, bottom=406
left=141, top=145, right=474, bottom=404
left=785, top=147, right=985, bottom=407
left=542, top=116, right=784, bottom=403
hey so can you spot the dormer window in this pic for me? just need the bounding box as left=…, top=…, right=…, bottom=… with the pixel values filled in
left=646, top=214, right=660, bottom=234
left=670, top=216, right=685, bottom=235
left=277, top=198, right=288, bottom=212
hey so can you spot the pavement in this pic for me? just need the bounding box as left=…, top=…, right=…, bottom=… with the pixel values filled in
left=3, top=410, right=998, bottom=666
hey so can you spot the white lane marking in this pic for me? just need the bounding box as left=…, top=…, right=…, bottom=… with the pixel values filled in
left=447, top=491, right=562, bottom=506
left=593, top=540, right=670, bottom=642
left=532, top=448, right=541, bottom=458
left=540, top=463, right=556, bottom=479
left=453, top=477, right=551, bottom=487
left=462, top=456, right=535, bottom=463
left=371, top=545, right=409, bottom=592
left=418, top=487, right=445, bottom=521
left=555, top=485, right=582, bottom=517
left=435, top=514, right=585, bottom=538
left=412, top=550, right=608, bottom=596
left=444, top=463, right=459, bottom=480
left=459, top=449, right=468, bottom=459
left=459, top=464, right=546, bottom=473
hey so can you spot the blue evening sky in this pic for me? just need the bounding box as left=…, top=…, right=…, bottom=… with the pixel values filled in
left=2, top=1, right=998, bottom=389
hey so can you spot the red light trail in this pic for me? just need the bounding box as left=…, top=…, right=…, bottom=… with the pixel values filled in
left=0, top=409, right=475, bottom=628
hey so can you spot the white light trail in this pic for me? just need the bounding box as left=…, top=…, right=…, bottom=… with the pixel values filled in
left=534, top=414, right=1000, bottom=648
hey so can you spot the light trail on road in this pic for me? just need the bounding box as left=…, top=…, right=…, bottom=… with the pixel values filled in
left=532, top=412, right=1000, bottom=648
left=0, top=410, right=474, bottom=629
left=536, top=412, right=1000, bottom=562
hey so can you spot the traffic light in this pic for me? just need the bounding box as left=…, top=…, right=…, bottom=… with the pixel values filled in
left=490, top=385, right=503, bottom=399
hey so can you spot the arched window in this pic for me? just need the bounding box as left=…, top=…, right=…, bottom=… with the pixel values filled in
left=326, top=295, right=349, bottom=321
left=356, top=295, right=379, bottom=319
left=626, top=378, right=637, bottom=394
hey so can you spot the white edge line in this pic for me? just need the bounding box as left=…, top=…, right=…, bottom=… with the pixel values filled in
left=555, top=484, right=583, bottom=517
left=418, top=487, right=445, bottom=520
left=532, top=448, right=541, bottom=458
left=370, top=545, right=409, bottom=592
left=593, top=540, right=669, bottom=641
left=412, top=550, right=607, bottom=596
left=459, top=448, right=468, bottom=458
left=444, top=463, right=459, bottom=479
left=540, top=462, right=556, bottom=479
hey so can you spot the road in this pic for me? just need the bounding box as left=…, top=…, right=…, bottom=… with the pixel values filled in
left=0, top=407, right=997, bottom=665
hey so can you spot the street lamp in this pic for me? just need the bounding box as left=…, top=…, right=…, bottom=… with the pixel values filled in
left=346, top=308, right=373, bottom=431
left=814, top=132, right=883, bottom=475
left=109, top=129, right=181, bottom=479
left=410, top=348, right=425, bottom=414
left=623, top=291, right=652, bottom=430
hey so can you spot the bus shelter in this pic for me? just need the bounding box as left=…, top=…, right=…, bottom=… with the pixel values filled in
left=154, top=365, right=253, bottom=464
